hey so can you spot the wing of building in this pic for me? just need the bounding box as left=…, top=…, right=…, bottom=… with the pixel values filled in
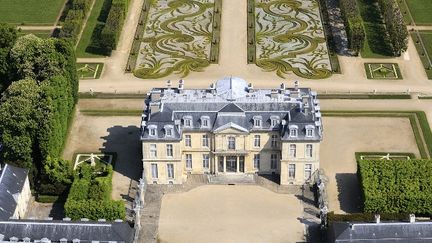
left=140, top=77, right=323, bottom=185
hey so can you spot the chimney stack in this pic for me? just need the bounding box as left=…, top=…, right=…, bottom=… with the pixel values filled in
left=409, top=214, right=415, bottom=223
left=375, top=214, right=380, bottom=224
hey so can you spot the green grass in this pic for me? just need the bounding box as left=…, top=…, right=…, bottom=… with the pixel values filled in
left=76, top=0, right=107, bottom=58
left=18, top=30, right=52, bottom=38
left=411, top=31, right=432, bottom=79
left=355, top=152, right=416, bottom=160
left=0, top=0, right=65, bottom=25
left=77, top=63, right=104, bottom=79
left=364, top=63, right=402, bottom=79
left=357, top=0, right=394, bottom=58
left=404, top=0, right=432, bottom=25
left=322, top=110, right=432, bottom=159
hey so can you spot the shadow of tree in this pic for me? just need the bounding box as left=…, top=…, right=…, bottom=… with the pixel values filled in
left=335, top=173, right=362, bottom=213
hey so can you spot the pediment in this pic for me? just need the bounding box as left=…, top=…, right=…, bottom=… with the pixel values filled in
left=213, top=122, right=249, bottom=133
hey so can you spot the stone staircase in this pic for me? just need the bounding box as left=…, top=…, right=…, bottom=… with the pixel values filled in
left=208, top=173, right=256, bottom=184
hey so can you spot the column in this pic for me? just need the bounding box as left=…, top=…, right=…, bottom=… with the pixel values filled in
left=236, top=156, right=239, bottom=173
left=223, top=156, right=226, bottom=173
left=214, top=156, right=218, bottom=174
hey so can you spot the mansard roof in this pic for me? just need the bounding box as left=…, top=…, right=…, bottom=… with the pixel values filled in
left=0, top=164, right=29, bottom=220
left=140, top=78, right=322, bottom=142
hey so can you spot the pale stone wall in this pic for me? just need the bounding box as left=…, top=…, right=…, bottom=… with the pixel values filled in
left=13, top=176, right=31, bottom=219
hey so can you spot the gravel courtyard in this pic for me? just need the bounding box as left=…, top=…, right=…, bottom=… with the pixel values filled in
left=320, top=117, right=420, bottom=213
left=158, top=185, right=304, bottom=243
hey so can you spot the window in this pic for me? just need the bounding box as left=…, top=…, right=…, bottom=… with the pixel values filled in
left=185, top=135, right=191, bottom=147
left=306, top=128, right=314, bottom=137
left=289, top=125, right=298, bottom=137
left=166, top=128, right=172, bottom=136
left=305, top=164, right=312, bottom=180
left=254, top=154, right=260, bottom=169
left=151, top=163, right=158, bottom=179
left=184, top=116, right=193, bottom=128
left=149, top=126, right=157, bottom=137
left=228, top=136, right=236, bottom=150
left=202, top=154, right=210, bottom=169
left=254, top=135, right=261, bottom=147
left=271, top=116, right=280, bottom=127
left=59, top=239, right=67, bottom=243
left=306, top=144, right=313, bottom=157
left=166, top=144, right=173, bottom=157
left=202, top=134, right=209, bottom=147
left=201, top=116, right=210, bottom=128
left=150, top=144, right=157, bottom=158
left=165, top=125, right=174, bottom=137
left=271, top=154, right=277, bottom=169
left=271, top=134, right=278, bottom=147
left=253, top=116, right=262, bottom=127
left=289, top=144, right=296, bottom=158
left=288, top=164, right=296, bottom=178
left=186, top=154, right=192, bottom=169
left=167, top=164, right=174, bottom=179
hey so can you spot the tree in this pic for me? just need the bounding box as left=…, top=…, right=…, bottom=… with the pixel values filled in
left=0, top=23, right=18, bottom=87
left=43, top=156, right=73, bottom=185
left=0, top=79, right=41, bottom=169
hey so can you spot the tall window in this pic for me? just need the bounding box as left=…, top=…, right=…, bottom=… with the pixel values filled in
left=184, top=117, right=192, bottom=127
left=228, top=136, right=236, bottom=150
left=271, top=135, right=278, bottom=147
left=254, top=135, right=261, bottom=147
left=254, top=116, right=262, bottom=127
left=150, top=128, right=157, bottom=136
left=166, top=128, right=172, bottom=137
left=151, top=164, right=158, bottom=179
left=271, top=154, right=277, bottom=169
left=289, top=127, right=298, bottom=137
left=271, top=117, right=279, bottom=127
left=201, top=116, right=210, bottom=128
left=289, top=144, right=296, bottom=158
left=186, top=154, right=192, bottom=169
left=306, top=144, right=313, bottom=158
left=305, top=164, right=312, bottom=180
left=254, top=154, right=260, bottom=169
left=202, top=154, right=210, bottom=169
left=167, top=164, right=174, bottom=179
left=166, top=144, right=173, bottom=157
left=150, top=144, right=157, bottom=158
left=202, top=134, right=209, bottom=147
left=306, top=128, right=314, bottom=137
left=185, top=135, right=191, bottom=147
left=288, top=164, right=296, bottom=178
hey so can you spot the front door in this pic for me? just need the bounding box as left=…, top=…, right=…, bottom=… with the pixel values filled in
left=226, top=156, right=237, bottom=172
left=239, top=156, right=244, bottom=172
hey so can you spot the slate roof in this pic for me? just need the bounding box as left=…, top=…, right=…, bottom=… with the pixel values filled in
left=141, top=77, right=322, bottom=142
left=0, top=220, right=134, bottom=242
left=331, top=221, right=432, bottom=242
left=0, top=164, right=29, bottom=220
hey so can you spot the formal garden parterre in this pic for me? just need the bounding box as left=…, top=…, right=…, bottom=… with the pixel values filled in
left=247, top=0, right=332, bottom=79
left=131, top=0, right=221, bottom=79
left=411, top=31, right=432, bottom=79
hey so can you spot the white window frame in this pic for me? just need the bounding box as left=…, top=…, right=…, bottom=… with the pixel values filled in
left=306, top=125, right=314, bottom=137
left=184, top=116, right=193, bottom=128
left=228, top=136, right=236, bottom=150
left=254, top=154, right=260, bottom=169
left=270, top=116, right=280, bottom=127
left=148, top=125, right=157, bottom=137
left=186, top=154, right=192, bottom=169
left=253, top=116, right=262, bottom=128
left=270, top=154, right=277, bottom=169
left=305, top=164, right=312, bottom=180
left=288, top=164, right=296, bottom=178
left=202, top=134, right=209, bottom=147
left=166, top=144, right=173, bottom=157
left=254, top=135, right=261, bottom=147
left=167, top=163, right=174, bottom=179
left=202, top=154, right=210, bottom=169
left=271, top=134, right=278, bottom=147
left=306, top=144, right=313, bottom=158
left=289, top=125, right=298, bottom=137
left=151, top=163, right=158, bottom=179
left=150, top=144, right=157, bottom=158
left=164, top=125, right=174, bottom=137
left=185, top=135, right=191, bottom=147
left=289, top=144, right=296, bottom=158
left=201, top=116, right=210, bottom=128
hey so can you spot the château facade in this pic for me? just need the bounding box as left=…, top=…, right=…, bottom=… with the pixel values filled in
left=140, top=77, right=323, bottom=185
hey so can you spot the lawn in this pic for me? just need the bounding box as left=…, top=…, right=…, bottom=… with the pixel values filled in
left=0, top=0, right=65, bottom=25
left=77, top=63, right=104, bottom=79
left=76, top=0, right=109, bottom=58
left=411, top=31, right=432, bottom=79
left=364, top=63, right=402, bottom=79
left=404, top=0, right=432, bottom=25
left=357, top=0, right=393, bottom=58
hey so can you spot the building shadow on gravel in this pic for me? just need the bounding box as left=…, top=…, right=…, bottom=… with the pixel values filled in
left=100, top=125, right=142, bottom=181
left=335, top=173, right=362, bottom=213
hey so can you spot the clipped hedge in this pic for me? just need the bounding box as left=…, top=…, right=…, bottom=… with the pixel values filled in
left=65, top=199, right=125, bottom=220
left=99, top=0, right=129, bottom=55
left=328, top=211, right=410, bottom=223
left=358, top=159, right=432, bottom=214
left=339, top=0, right=365, bottom=55
left=59, top=0, right=93, bottom=44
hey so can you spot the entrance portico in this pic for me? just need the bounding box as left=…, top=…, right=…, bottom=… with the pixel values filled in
left=215, top=155, right=245, bottom=174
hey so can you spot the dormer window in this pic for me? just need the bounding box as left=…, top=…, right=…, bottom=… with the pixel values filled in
left=148, top=125, right=157, bottom=137
left=289, top=125, right=298, bottom=137
left=184, top=116, right=193, bottom=128
left=164, top=125, right=174, bottom=137
left=253, top=116, right=262, bottom=128
left=306, top=125, right=314, bottom=137
left=201, top=116, right=210, bottom=128
left=270, top=116, right=280, bottom=127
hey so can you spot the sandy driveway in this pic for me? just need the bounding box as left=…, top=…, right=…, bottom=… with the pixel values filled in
left=158, top=185, right=304, bottom=243
left=320, top=117, right=420, bottom=213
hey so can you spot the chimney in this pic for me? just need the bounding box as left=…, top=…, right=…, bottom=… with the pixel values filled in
left=150, top=90, right=161, bottom=101
left=294, top=80, right=299, bottom=90
left=375, top=214, right=380, bottom=224
left=271, top=89, right=278, bottom=99
left=179, top=79, right=185, bottom=93
left=409, top=214, right=415, bottom=223
left=166, top=80, right=172, bottom=89
left=150, top=102, right=160, bottom=113
left=209, top=83, right=216, bottom=95
left=280, top=83, right=285, bottom=92
left=248, top=83, right=254, bottom=93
